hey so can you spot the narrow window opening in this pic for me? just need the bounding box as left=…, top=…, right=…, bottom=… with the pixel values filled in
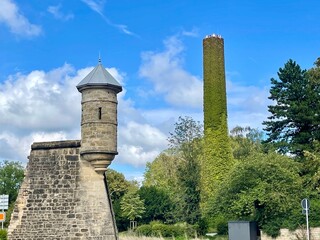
left=98, top=107, right=102, bottom=120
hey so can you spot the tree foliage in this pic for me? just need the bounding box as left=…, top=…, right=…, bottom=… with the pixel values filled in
left=168, top=116, right=203, bottom=152
left=143, top=152, right=186, bottom=223
left=120, top=189, right=145, bottom=222
left=212, top=152, right=303, bottom=237
left=106, top=168, right=137, bottom=231
left=143, top=116, right=203, bottom=224
left=168, top=116, right=203, bottom=224
left=106, top=168, right=131, bottom=201
left=263, top=59, right=320, bottom=156
left=138, top=186, right=173, bottom=223
left=301, top=141, right=320, bottom=193
left=230, top=126, right=263, bottom=159
left=0, top=160, right=24, bottom=204
left=143, top=152, right=181, bottom=195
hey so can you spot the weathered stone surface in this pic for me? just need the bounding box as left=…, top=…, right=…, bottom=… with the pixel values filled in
left=8, top=141, right=117, bottom=240
left=79, top=87, right=119, bottom=172
left=31, top=140, right=81, bottom=150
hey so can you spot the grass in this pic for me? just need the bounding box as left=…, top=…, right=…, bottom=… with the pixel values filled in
left=208, top=236, right=228, bottom=240
left=119, top=236, right=164, bottom=240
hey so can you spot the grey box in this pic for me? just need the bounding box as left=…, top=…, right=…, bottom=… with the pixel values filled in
left=228, top=221, right=260, bottom=240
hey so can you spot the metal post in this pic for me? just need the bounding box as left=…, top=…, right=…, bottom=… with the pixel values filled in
left=1, top=209, right=3, bottom=229
left=306, top=208, right=310, bottom=240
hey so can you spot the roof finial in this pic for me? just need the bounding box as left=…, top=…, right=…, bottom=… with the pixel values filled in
left=98, top=52, right=101, bottom=64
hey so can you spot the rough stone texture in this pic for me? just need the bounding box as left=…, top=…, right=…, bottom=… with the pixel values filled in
left=8, top=140, right=117, bottom=240
left=81, top=88, right=118, bottom=154
left=261, top=227, right=320, bottom=240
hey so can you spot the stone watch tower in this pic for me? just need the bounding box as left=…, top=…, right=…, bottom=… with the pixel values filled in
left=77, top=58, right=122, bottom=174
left=8, top=59, right=122, bottom=239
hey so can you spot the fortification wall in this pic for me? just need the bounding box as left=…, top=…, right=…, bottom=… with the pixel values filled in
left=8, top=140, right=117, bottom=240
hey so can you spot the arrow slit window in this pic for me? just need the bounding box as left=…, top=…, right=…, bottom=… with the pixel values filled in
left=98, top=107, right=102, bottom=120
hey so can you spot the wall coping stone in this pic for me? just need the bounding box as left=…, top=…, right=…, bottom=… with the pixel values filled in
left=31, top=140, right=81, bottom=150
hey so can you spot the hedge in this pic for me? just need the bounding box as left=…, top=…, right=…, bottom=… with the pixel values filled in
left=136, top=222, right=197, bottom=238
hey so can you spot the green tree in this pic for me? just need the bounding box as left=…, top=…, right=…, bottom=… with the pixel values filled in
left=0, top=160, right=24, bottom=204
left=301, top=141, right=320, bottom=192
left=263, top=59, right=320, bottom=156
left=106, top=168, right=137, bottom=231
left=120, top=189, right=145, bottom=222
left=143, top=152, right=181, bottom=195
left=143, top=116, right=203, bottom=224
left=106, top=168, right=130, bottom=201
left=230, top=126, right=263, bottom=159
left=168, top=116, right=203, bottom=224
left=290, top=142, right=320, bottom=229
left=138, top=186, right=173, bottom=223
left=212, top=152, right=303, bottom=237
left=168, top=116, right=203, bottom=151
left=143, top=152, right=184, bottom=223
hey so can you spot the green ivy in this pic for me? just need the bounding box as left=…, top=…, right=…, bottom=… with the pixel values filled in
left=200, top=126, right=234, bottom=215
left=201, top=37, right=233, bottom=216
left=203, top=37, right=228, bottom=132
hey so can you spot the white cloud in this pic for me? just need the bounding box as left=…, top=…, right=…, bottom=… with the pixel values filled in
left=0, top=0, right=41, bottom=37
left=226, top=79, right=271, bottom=130
left=139, top=35, right=203, bottom=108
left=181, top=28, right=199, bottom=37
left=81, top=0, right=105, bottom=15
left=47, top=5, right=74, bottom=21
left=0, top=131, right=68, bottom=162
left=0, top=64, right=87, bottom=162
left=118, top=121, right=167, bottom=167
left=0, top=64, right=82, bottom=133
left=81, top=0, right=135, bottom=36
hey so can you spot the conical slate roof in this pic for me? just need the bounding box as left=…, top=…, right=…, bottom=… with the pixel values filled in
left=77, top=60, right=122, bottom=93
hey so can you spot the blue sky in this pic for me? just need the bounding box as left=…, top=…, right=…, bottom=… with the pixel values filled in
left=1, top=0, right=320, bottom=181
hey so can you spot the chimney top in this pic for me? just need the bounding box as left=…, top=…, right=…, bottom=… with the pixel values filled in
left=204, top=34, right=223, bottom=39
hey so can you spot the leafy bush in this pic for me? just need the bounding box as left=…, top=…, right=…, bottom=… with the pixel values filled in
left=135, top=222, right=198, bottom=238
left=0, top=229, right=7, bottom=240
left=194, top=218, right=208, bottom=236
left=151, top=222, right=181, bottom=237
left=261, top=219, right=281, bottom=238
left=135, top=224, right=152, bottom=236
left=174, top=222, right=196, bottom=237
left=212, top=152, right=303, bottom=237
left=4, top=203, right=15, bottom=228
left=216, top=219, right=228, bottom=235
left=149, top=220, right=162, bottom=226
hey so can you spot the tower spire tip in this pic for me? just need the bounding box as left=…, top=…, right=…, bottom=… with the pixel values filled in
left=98, top=52, right=101, bottom=64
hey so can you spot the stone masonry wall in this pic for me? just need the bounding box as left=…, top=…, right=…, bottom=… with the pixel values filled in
left=261, top=227, right=320, bottom=240
left=8, top=140, right=117, bottom=240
